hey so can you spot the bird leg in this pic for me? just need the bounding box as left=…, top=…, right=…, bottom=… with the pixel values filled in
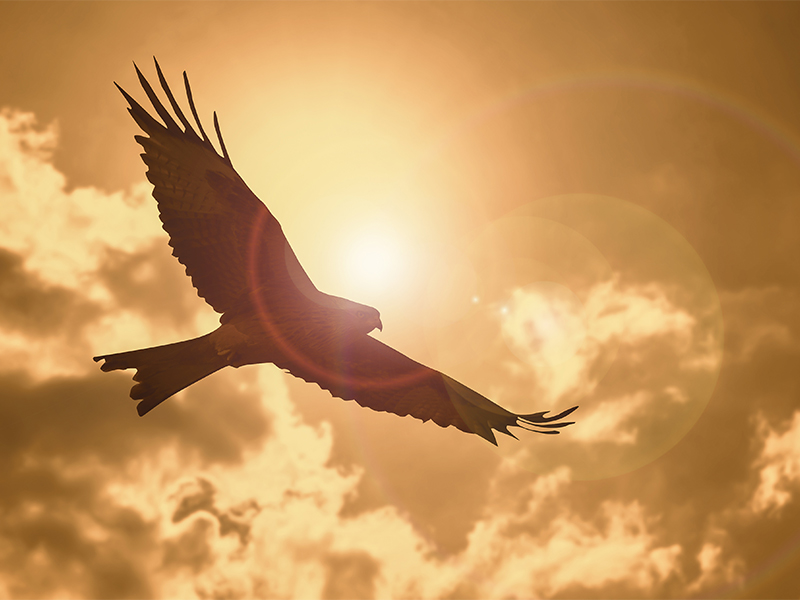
left=210, top=323, right=250, bottom=367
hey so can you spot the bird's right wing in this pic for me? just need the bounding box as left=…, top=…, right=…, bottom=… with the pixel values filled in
left=273, top=332, right=577, bottom=445
left=116, top=59, right=317, bottom=315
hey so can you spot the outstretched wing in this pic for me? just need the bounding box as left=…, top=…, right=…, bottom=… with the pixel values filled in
left=116, top=58, right=316, bottom=314
left=272, top=332, right=577, bottom=445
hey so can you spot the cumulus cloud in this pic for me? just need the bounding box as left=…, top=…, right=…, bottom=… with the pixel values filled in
left=0, top=245, right=103, bottom=377
left=0, top=108, right=217, bottom=380
left=140, top=446, right=682, bottom=600
left=492, top=275, right=721, bottom=474
left=499, top=276, right=701, bottom=404
left=569, top=391, right=650, bottom=445
left=350, top=475, right=681, bottom=599
left=687, top=542, right=745, bottom=595
left=0, top=106, right=275, bottom=597
left=750, top=411, right=800, bottom=514
left=0, top=109, right=162, bottom=293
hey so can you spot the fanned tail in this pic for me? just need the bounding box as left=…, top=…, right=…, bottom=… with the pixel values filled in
left=93, top=334, right=226, bottom=416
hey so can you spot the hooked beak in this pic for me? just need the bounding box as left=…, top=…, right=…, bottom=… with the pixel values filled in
left=376, top=318, right=383, bottom=332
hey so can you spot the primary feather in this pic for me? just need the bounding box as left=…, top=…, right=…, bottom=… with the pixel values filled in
left=94, top=58, right=578, bottom=445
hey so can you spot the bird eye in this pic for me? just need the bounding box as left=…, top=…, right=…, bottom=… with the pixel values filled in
left=356, top=311, right=365, bottom=318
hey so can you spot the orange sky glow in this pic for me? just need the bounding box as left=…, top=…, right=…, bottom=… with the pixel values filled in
left=1, top=2, right=800, bottom=599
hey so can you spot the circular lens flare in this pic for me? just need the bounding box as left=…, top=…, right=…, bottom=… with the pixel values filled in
left=425, top=195, right=723, bottom=480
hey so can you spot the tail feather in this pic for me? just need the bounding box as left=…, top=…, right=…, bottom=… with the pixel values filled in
left=93, top=333, right=226, bottom=416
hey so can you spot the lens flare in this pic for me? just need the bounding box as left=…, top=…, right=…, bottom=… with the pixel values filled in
left=425, top=195, right=723, bottom=480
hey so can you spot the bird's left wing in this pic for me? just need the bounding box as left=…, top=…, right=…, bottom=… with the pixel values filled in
left=273, top=332, right=577, bottom=445
left=116, top=58, right=317, bottom=315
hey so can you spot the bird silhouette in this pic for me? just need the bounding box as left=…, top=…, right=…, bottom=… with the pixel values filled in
left=94, top=59, right=578, bottom=445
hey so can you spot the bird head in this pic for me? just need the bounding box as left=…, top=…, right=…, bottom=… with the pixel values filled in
left=324, top=296, right=383, bottom=335
left=338, top=301, right=382, bottom=334
left=349, top=303, right=383, bottom=335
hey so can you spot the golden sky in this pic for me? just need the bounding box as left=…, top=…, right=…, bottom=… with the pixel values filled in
left=1, top=2, right=799, bottom=598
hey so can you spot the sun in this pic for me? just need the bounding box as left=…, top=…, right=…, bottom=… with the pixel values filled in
left=340, top=229, right=405, bottom=295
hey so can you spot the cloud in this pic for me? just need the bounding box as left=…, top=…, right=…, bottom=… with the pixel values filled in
left=0, top=247, right=97, bottom=338
left=0, top=108, right=219, bottom=380
left=750, top=411, right=800, bottom=514
left=0, top=352, right=685, bottom=599
left=0, top=109, right=163, bottom=293
left=228, top=476, right=676, bottom=599
left=721, top=287, right=797, bottom=364
left=569, top=391, right=650, bottom=445
left=140, top=456, right=683, bottom=599
left=0, top=245, right=103, bottom=378
left=687, top=542, right=745, bottom=595
left=1, top=73, right=797, bottom=598
left=322, top=552, right=381, bottom=600
left=499, top=276, right=701, bottom=404
left=0, top=106, right=281, bottom=597
left=491, top=275, right=721, bottom=480
left=96, top=241, right=206, bottom=331
left=0, top=365, right=275, bottom=598
left=342, top=470, right=684, bottom=599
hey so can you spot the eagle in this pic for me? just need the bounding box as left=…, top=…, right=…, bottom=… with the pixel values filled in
left=94, top=59, right=578, bottom=445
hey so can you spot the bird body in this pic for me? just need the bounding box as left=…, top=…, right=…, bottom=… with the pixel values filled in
left=94, top=59, right=578, bottom=444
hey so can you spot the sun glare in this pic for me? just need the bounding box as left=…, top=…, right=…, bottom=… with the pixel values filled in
left=340, top=230, right=404, bottom=294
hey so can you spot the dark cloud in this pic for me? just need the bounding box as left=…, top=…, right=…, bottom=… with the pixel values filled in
left=0, top=378, right=159, bottom=599
left=322, top=551, right=380, bottom=600
left=0, top=369, right=272, bottom=470
left=172, top=477, right=261, bottom=546
left=720, top=501, right=800, bottom=599
left=97, top=239, right=211, bottom=331
left=162, top=518, right=216, bottom=575
left=0, top=367, right=273, bottom=598
left=0, top=247, right=99, bottom=337
left=1, top=499, right=157, bottom=600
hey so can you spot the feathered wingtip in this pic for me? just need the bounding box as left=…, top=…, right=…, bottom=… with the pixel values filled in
left=515, top=405, right=579, bottom=435
left=441, top=374, right=579, bottom=445
left=114, top=57, right=233, bottom=167
left=487, top=405, right=579, bottom=445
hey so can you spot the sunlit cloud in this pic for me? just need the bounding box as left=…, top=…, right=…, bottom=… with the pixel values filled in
left=583, top=279, right=695, bottom=345
left=158, top=453, right=683, bottom=599
left=569, top=391, right=650, bottom=445
left=0, top=109, right=217, bottom=379
left=687, top=542, right=745, bottom=594
left=498, top=276, right=697, bottom=404
left=382, top=489, right=682, bottom=598
left=501, top=282, right=587, bottom=369
left=750, top=411, right=800, bottom=514
left=0, top=109, right=162, bottom=295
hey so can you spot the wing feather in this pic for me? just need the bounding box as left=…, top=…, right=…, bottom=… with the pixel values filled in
left=116, top=58, right=316, bottom=314
left=273, top=333, right=578, bottom=445
left=153, top=60, right=201, bottom=141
